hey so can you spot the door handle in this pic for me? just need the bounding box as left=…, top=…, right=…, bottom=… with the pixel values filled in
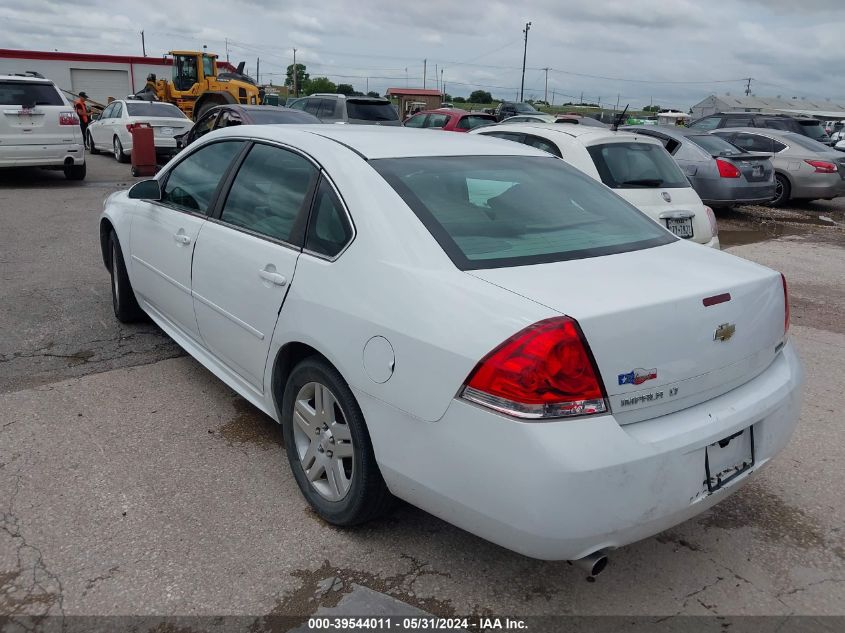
left=173, top=233, right=192, bottom=245
left=258, top=268, right=287, bottom=286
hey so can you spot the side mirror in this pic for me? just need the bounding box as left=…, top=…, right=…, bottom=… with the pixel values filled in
left=128, top=179, right=162, bottom=201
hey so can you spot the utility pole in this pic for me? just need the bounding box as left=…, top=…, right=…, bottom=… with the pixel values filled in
left=292, top=48, right=298, bottom=97
left=225, top=38, right=229, bottom=63
left=435, top=64, right=438, bottom=93
left=580, top=91, right=583, bottom=104
left=441, top=68, right=444, bottom=97
left=552, top=90, right=556, bottom=106
left=745, top=78, right=753, bottom=96
left=256, top=58, right=260, bottom=85
left=543, top=67, right=549, bottom=103
left=615, top=93, right=620, bottom=112
left=405, top=67, right=408, bottom=87
left=423, top=59, right=427, bottom=89
left=140, top=30, right=146, bottom=57
left=520, top=21, right=532, bottom=102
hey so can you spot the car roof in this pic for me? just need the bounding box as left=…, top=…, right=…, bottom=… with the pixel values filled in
left=424, top=108, right=493, bottom=116
left=711, top=126, right=801, bottom=140
left=213, top=125, right=551, bottom=159
left=479, top=121, right=661, bottom=145
left=624, top=125, right=704, bottom=139
left=0, top=74, right=55, bottom=83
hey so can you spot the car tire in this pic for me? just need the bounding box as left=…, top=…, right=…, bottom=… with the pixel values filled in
left=63, top=162, right=86, bottom=181
left=281, top=356, right=394, bottom=526
left=109, top=230, right=144, bottom=323
left=88, top=132, right=100, bottom=154
left=113, top=137, right=128, bottom=164
left=771, top=174, right=791, bottom=207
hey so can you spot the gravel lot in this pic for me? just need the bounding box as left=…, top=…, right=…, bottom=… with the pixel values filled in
left=1, top=155, right=843, bottom=628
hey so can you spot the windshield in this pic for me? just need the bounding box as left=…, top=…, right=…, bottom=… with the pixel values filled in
left=513, top=103, right=538, bottom=113
left=248, top=109, right=320, bottom=124
left=346, top=100, right=399, bottom=122
left=0, top=81, right=63, bottom=106
left=125, top=102, right=187, bottom=118
left=587, top=142, right=690, bottom=189
left=687, top=134, right=745, bottom=156
left=372, top=155, right=674, bottom=270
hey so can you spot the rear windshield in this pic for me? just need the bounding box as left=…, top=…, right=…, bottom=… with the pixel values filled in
left=513, top=103, right=538, bottom=114
left=247, top=109, right=320, bottom=124
left=125, top=102, right=186, bottom=118
left=798, top=121, right=828, bottom=140
left=372, top=155, right=674, bottom=270
left=784, top=133, right=833, bottom=152
left=0, top=81, right=63, bottom=106
left=687, top=134, right=745, bottom=156
left=587, top=142, right=690, bottom=189
left=346, top=100, right=398, bottom=122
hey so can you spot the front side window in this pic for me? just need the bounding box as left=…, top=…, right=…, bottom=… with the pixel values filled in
left=161, top=141, right=244, bottom=214
left=100, top=103, right=115, bottom=119
left=587, top=142, right=689, bottom=189
left=192, top=111, right=219, bottom=138
left=288, top=99, right=306, bottom=111
left=303, top=99, right=321, bottom=116
left=112, top=102, right=123, bottom=118
left=305, top=179, right=353, bottom=257
left=372, top=156, right=674, bottom=270
left=317, top=99, right=339, bottom=120
left=425, top=113, right=450, bottom=128
left=220, top=143, right=317, bottom=243
left=404, top=113, right=426, bottom=128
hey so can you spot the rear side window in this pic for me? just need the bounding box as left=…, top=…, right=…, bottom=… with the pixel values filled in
left=318, top=99, right=339, bottom=120
left=457, top=115, right=494, bottom=130
left=687, top=134, right=745, bottom=156
left=346, top=100, right=399, bottom=122
left=303, top=99, right=321, bottom=116
left=587, top=142, right=689, bottom=188
left=162, top=141, right=245, bottom=214
left=522, top=134, right=562, bottom=158
left=425, top=113, right=450, bottom=128
left=305, top=179, right=353, bottom=257
left=372, top=156, right=674, bottom=270
left=220, top=143, right=317, bottom=243
left=0, top=81, right=63, bottom=106
left=729, top=133, right=784, bottom=153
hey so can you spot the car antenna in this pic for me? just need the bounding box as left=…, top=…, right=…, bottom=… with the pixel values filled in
left=611, top=104, right=629, bottom=132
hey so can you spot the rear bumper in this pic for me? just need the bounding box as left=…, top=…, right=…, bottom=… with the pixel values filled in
left=0, top=143, right=84, bottom=167
left=695, top=180, right=775, bottom=206
left=791, top=175, right=845, bottom=200
left=358, top=341, right=803, bottom=560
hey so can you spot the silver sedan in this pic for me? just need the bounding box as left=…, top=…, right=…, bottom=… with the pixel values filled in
left=625, top=125, right=775, bottom=208
left=712, top=127, right=845, bottom=206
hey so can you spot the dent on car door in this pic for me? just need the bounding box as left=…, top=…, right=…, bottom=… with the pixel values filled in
left=128, top=140, right=246, bottom=340
left=190, top=142, right=319, bottom=392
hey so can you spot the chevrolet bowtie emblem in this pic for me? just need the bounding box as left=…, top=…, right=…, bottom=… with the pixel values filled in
left=714, top=323, right=736, bottom=342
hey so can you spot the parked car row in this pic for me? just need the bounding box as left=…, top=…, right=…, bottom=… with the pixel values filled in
left=100, top=123, right=802, bottom=565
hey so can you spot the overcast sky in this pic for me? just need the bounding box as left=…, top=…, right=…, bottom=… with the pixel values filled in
left=1, top=0, right=843, bottom=109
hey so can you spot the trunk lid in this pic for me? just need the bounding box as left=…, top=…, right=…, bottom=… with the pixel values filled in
left=722, top=153, right=773, bottom=182
left=134, top=117, right=192, bottom=140
left=468, top=240, right=787, bottom=424
left=617, top=186, right=713, bottom=245
left=0, top=80, right=74, bottom=146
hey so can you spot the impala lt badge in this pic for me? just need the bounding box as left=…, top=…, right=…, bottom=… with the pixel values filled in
left=618, top=368, right=658, bottom=386
left=714, top=323, right=736, bottom=342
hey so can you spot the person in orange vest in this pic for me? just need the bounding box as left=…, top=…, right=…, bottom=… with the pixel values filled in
left=74, top=92, right=90, bottom=148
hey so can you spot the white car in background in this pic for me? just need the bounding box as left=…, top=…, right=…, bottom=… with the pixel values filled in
left=0, top=73, right=85, bottom=180
left=87, top=99, right=192, bottom=163
left=472, top=123, right=720, bottom=248
left=99, top=126, right=801, bottom=568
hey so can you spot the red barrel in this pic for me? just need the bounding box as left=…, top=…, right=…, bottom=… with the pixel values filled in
left=129, top=123, right=157, bottom=177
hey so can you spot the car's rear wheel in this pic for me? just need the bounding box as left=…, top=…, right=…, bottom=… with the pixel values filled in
left=109, top=230, right=144, bottom=322
left=771, top=174, right=791, bottom=207
left=113, top=137, right=128, bottom=164
left=63, top=162, right=86, bottom=181
left=88, top=132, right=99, bottom=154
left=281, top=357, right=393, bottom=526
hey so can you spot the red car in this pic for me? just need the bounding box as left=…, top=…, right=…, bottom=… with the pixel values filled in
left=403, top=108, right=496, bottom=132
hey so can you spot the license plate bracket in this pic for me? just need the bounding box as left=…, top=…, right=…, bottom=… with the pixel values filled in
left=665, top=217, right=694, bottom=239
left=704, top=426, right=755, bottom=493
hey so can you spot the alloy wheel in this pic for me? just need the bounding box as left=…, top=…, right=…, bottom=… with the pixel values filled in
left=292, top=381, right=355, bottom=502
left=774, top=179, right=784, bottom=202
left=114, top=138, right=121, bottom=161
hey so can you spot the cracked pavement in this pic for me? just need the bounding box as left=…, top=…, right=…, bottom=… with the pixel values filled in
left=0, top=156, right=843, bottom=624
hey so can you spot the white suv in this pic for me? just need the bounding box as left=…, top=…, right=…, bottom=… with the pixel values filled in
left=0, top=73, right=86, bottom=180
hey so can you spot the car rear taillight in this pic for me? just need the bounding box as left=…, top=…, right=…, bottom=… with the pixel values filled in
left=716, top=159, right=741, bottom=178
left=461, top=317, right=608, bottom=419
left=804, top=159, right=837, bottom=173
left=781, top=273, right=790, bottom=337
left=705, top=206, right=718, bottom=237
left=59, top=111, right=78, bottom=126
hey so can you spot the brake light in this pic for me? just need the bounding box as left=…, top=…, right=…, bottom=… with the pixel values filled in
left=705, top=205, right=718, bottom=237
left=716, top=159, right=741, bottom=178
left=461, top=317, right=608, bottom=419
left=59, top=111, right=78, bottom=126
left=781, top=273, right=790, bottom=337
left=804, top=159, right=837, bottom=174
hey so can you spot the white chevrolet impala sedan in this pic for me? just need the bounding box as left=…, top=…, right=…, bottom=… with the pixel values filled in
left=99, top=125, right=803, bottom=568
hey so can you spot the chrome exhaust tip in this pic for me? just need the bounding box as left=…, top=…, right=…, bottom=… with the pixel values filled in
left=571, top=550, right=608, bottom=577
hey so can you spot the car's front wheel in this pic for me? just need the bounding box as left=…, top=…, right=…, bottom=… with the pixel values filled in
left=281, top=357, right=393, bottom=526
left=109, top=230, right=144, bottom=322
left=113, top=137, right=128, bottom=163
